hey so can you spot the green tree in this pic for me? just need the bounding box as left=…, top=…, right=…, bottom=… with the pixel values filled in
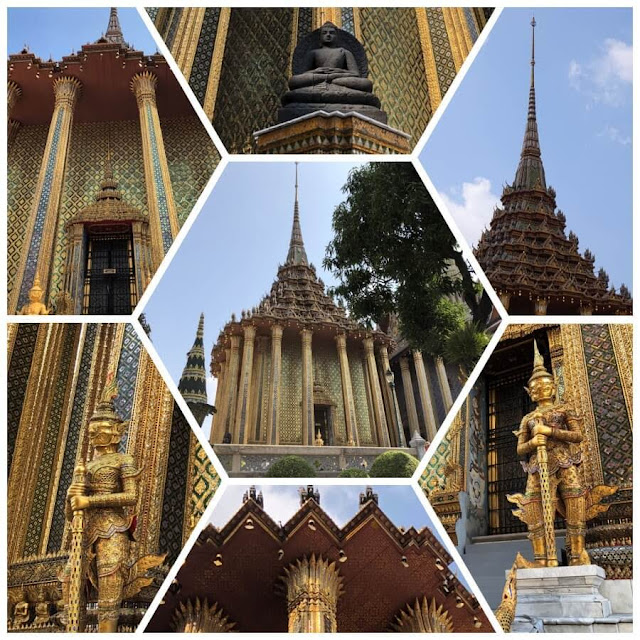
left=324, top=163, right=491, bottom=356
left=443, top=321, right=491, bottom=381
left=265, top=455, right=316, bottom=478
left=369, top=451, right=419, bottom=478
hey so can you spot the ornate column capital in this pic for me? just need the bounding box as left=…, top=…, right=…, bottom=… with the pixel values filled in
left=301, top=327, right=313, bottom=343
left=242, top=323, right=257, bottom=341
left=363, top=335, right=375, bottom=354
left=7, top=80, right=22, bottom=115
left=271, top=324, right=284, bottom=340
left=399, top=355, right=411, bottom=371
left=130, top=70, right=158, bottom=107
left=52, top=75, right=82, bottom=109
left=171, top=598, right=235, bottom=632
left=334, top=332, right=347, bottom=350
left=229, top=334, right=241, bottom=351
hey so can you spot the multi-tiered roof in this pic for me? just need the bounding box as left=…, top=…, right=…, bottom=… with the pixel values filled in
left=475, top=19, right=631, bottom=315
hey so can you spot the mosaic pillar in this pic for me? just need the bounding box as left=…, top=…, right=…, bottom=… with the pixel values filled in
left=377, top=345, right=398, bottom=447
left=442, top=8, right=466, bottom=71
left=221, top=335, right=241, bottom=442
left=11, top=76, right=81, bottom=313
left=203, top=8, right=231, bottom=120
left=233, top=325, right=256, bottom=444
left=435, top=356, right=453, bottom=413
left=414, top=9, right=442, bottom=113
left=7, top=80, right=22, bottom=150
left=249, top=336, right=268, bottom=441
left=211, top=347, right=232, bottom=444
left=363, top=337, right=390, bottom=447
left=335, top=333, right=358, bottom=446
left=414, top=351, right=439, bottom=441
left=283, top=555, right=343, bottom=633
left=209, top=360, right=225, bottom=443
left=400, top=356, right=421, bottom=438
left=172, top=7, right=206, bottom=81
left=62, top=223, right=86, bottom=314
left=266, top=324, right=283, bottom=445
left=131, top=220, right=150, bottom=303
left=131, top=71, right=179, bottom=266
left=301, top=328, right=314, bottom=446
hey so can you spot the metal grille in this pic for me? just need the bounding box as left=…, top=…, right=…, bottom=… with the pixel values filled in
left=83, top=231, right=135, bottom=315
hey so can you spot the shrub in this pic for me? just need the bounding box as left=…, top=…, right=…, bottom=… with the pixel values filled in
left=338, top=467, right=369, bottom=478
left=265, top=455, right=316, bottom=478
left=369, top=451, right=419, bottom=478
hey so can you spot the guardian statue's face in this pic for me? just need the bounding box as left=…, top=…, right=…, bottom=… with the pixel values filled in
left=88, top=418, right=124, bottom=448
left=527, top=375, right=556, bottom=403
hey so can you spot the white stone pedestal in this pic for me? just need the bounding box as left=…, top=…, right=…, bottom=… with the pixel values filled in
left=514, top=565, right=611, bottom=619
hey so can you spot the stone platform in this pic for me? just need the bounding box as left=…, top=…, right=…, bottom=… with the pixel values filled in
left=213, top=443, right=420, bottom=477
left=253, top=110, right=411, bottom=154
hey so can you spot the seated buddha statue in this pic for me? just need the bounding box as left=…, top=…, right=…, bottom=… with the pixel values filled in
left=279, top=22, right=387, bottom=124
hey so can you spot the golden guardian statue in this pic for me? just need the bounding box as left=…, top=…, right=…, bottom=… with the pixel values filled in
left=508, top=341, right=616, bottom=568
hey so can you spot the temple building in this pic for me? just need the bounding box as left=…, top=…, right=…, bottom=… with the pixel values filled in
left=474, top=20, right=631, bottom=316
left=146, top=7, right=493, bottom=153
left=182, top=169, right=459, bottom=476
left=7, top=8, right=220, bottom=315
left=422, top=324, right=632, bottom=632
left=7, top=322, right=220, bottom=632
left=146, top=485, right=492, bottom=632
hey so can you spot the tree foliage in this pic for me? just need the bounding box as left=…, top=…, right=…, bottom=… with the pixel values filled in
left=324, top=163, right=491, bottom=356
left=265, top=455, right=316, bottom=478
left=369, top=450, right=419, bottom=478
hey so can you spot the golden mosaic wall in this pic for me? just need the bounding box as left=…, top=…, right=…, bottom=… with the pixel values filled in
left=314, top=339, right=347, bottom=444
left=348, top=344, right=375, bottom=445
left=279, top=334, right=303, bottom=444
left=7, top=116, right=219, bottom=304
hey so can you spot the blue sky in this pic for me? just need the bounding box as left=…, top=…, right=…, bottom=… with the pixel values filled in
left=144, top=162, right=368, bottom=435
left=8, top=8, right=158, bottom=58
left=421, top=7, right=632, bottom=291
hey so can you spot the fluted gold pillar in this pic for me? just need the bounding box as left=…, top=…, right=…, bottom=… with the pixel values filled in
left=301, top=329, right=314, bottom=446
left=283, top=555, right=343, bottom=633
left=211, top=347, right=232, bottom=444
left=233, top=325, right=256, bottom=444
left=400, top=356, right=420, bottom=438
left=414, top=351, right=439, bottom=441
left=377, top=345, right=398, bottom=447
left=209, top=360, right=226, bottom=443
left=363, top=337, right=390, bottom=447
left=414, top=9, right=442, bottom=114
left=313, top=8, right=342, bottom=29
left=442, top=8, right=464, bottom=71
left=435, top=356, right=453, bottom=412
left=7, top=80, right=22, bottom=150
left=203, top=8, right=231, bottom=120
left=266, top=325, right=283, bottom=445
left=248, top=336, right=267, bottom=442
left=131, top=71, right=179, bottom=266
left=335, top=333, right=358, bottom=446
left=10, top=76, right=81, bottom=313
left=221, top=336, right=241, bottom=442
left=172, top=7, right=206, bottom=81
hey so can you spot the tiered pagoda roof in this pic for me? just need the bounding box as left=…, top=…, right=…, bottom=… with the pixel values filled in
left=475, top=19, right=631, bottom=315
left=146, top=486, right=490, bottom=632
left=210, top=168, right=391, bottom=375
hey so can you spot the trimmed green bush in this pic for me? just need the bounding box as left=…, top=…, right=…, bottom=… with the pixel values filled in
left=369, top=450, right=419, bottom=478
left=266, top=455, right=316, bottom=478
left=338, top=467, right=369, bottom=478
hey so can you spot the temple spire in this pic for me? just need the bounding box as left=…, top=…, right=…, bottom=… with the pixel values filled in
left=178, top=313, right=212, bottom=425
left=104, top=8, right=127, bottom=46
left=513, top=16, right=546, bottom=191
left=285, top=162, right=309, bottom=266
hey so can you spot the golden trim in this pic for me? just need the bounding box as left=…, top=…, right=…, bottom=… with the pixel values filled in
left=415, top=8, right=442, bottom=114
left=203, top=7, right=231, bottom=121
left=352, top=7, right=362, bottom=42
left=609, top=324, right=633, bottom=426
left=178, top=8, right=207, bottom=82
left=289, top=7, right=299, bottom=78
left=441, top=8, right=463, bottom=72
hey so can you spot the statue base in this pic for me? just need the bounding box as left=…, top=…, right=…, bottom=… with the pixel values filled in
left=510, top=565, right=632, bottom=632
left=278, top=102, right=387, bottom=124
left=254, top=110, right=411, bottom=154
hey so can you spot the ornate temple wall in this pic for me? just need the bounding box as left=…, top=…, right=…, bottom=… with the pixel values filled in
left=7, top=323, right=219, bottom=628
left=7, top=116, right=219, bottom=305
left=147, top=7, right=491, bottom=152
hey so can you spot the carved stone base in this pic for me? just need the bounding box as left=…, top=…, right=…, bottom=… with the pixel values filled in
left=278, top=102, right=387, bottom=124
left=254, top=111, right=411, bottom=155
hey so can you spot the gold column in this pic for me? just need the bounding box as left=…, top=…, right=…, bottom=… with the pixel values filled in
left=266, top=324, right=283, bottom=445
left=7, top=80, right=22, bottom=149
left=211, top=346, right=231, bottom=444
left=210, top=360, right=225, bottom=442
left=10, top=76, right=81, bottom=313
left=377, top=345, right=398, bottom=447
left=221, top=335, right=241, bottom=442
left=453, top=8, right=474, bottom=57
left=413, top=351, right=438, bottom=441
left=233, top=325, right=256, bottom=444
left=414, top=9, right=442, bottom=113
left=435, top=356, right=454, bottom=412
left=363, top=337, right=390, bottom=447
left=442, top=8, right=464, bottom=71
left=283, top=555, right=343, bottom=633
left=203, top=7, right=231, bottom=120
left=335, top=333, right=358, bottom=446
left=301, top=328, right=314, bottom=446
left=172, top=8, right=206, bottom=81
left=400, top=356, right=420, bottom=438
left=313, top=8, right=342, bottom=29
left=131, top=71, right=180, bottom=266
left=248, top=336, right=267, bottom=442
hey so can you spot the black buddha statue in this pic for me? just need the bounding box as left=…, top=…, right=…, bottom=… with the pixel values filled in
left=278, top=22, right=387, bottom=124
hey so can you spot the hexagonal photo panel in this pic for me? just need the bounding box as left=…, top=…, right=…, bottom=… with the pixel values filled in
left=420, top=323, right=632, bottom=632
left=7, top=322, right=221, bottom=632
left=142, top=161, right=499, bottom=478
left=7, top=7, right=222, bottom=317
left=144, top=483, right=495, bottom=632
left=144, top=7, right=495, bottom=154
left=420, top=8, right=632, bottom=316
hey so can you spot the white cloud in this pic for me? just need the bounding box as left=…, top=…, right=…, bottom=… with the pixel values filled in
left=440, top=177, right=500, bottom=248
left=598, top=123, right=631, bottom=146
left=569, top=38, right=632, bottom=106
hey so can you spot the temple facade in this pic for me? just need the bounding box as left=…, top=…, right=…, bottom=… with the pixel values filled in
left=422, top=324, right=632, bottom=632
left=7, top=8, right=219, bottom=315
left=7, top=322, right=219, bottom=632
left=146, top=7, right=493, bottom=152
left=474, top=20, right=631, bottom=316
left=180, top=171, right=459, bottom=476
left=146, top=485, right=492, bottom=632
